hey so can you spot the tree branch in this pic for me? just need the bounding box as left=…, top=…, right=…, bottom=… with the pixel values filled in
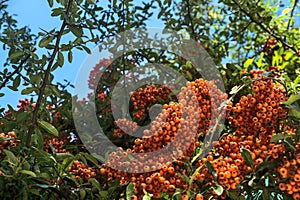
left=285, top=0, right=299, bottom=41
left=26, top=0, right=73, bottom=146
left=232, top=0, right=298, bottom=53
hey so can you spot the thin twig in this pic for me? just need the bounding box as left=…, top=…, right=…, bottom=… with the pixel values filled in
left=186, top=0, right=197, bottom=41
left=232, top=0, right=298, bottom=53
left=16, top=70, right=32, bottom=85
left=0, top=48, right=36, bottom=90
left=26, top=0, right=73, bottom=146
left=285, top=0, right=299, bottom=41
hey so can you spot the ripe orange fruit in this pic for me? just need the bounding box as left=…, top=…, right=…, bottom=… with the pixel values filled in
left=182, top=194, right=189, bottom=200
left=196, top=193, right=204, bottom=200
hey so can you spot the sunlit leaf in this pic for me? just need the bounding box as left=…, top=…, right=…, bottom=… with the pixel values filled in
left=270, top=133, right=288, bottom=143
left=126, top=183, right=135, bottom=200
left=283, top=93, right=300, bottom=105
left=38, top=36, right=54, bottom=48
left=20, top=170, right=37, bottom=177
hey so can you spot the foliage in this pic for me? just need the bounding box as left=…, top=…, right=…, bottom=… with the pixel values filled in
left=0, top=0, right=300, bottom=199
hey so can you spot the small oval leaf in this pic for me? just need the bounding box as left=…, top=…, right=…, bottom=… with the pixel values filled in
left=241, top=148, right=254, bottom=169
left=38, top=120, right=59, bottom=137
left=20, top=170, right=37, bottom=177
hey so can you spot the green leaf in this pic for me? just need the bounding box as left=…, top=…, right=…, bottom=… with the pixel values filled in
left=51, top=8, right=63, bottom=17
left=283, top=94, right=300, bottom=106
left=80, top=152, right=99, bottom=166
left=38, top=120, right=59, bottom=137
left=227, top=191, right=246, bottom=200
left=50, top=85, right=60, bottom=97
left=241, top=148, right=254, bottom=169
left=55, top=153, right=73, bottom=160
left=10, top=50, right=23, bottom=60
left=48, top=0, right=53, bottom=7
left=16, top=112, right=30, bottom=123
left=185, top=61, right=193, bottom=69
left=80, top=190, right=86, bottom=200
left=82, top=46, right=91, bottom=54
left=21, top=87, right=36, bottom=95
left=289, top=108, right=300, bottom=119
left=142, top=194, right=151, bottom=200
left=282, top=8, right=291, bottom=15
left=189, top=164, right=204, bottom=186
left=126, top=183, right=135, bottom=200
left=89, top=178, right=101, bottom=191
left=39, top=36, right=54, bottom=48
left=51, top=62, right=60, bottom=71
left=172, top=189, right=182, bottom=200
left=244, top=57, right=255, bottom=70
left=294, top=75, right=300, bottom=90
left=0, top=93, right=4, bottom=97
left=99, top=191, right=108, bottom=198
left=191, top=145, right=203, bottom=163
left=34, top=129, right=44, bottom=149
left=185, top=71, right=193, bottom=80
left=7, top=85, right=18, bottom=91
left=61, top=157, right=74, bottom=171
left=256, top=52, right=264, bottom=68
left=205, top=160, right=217, bottom=181
left=13, top=75, right=21, bottom=88
left=57, top=51, right=64, bottom=66
left=241, top=76, right=251, bottom=85
left=86, top=0, right=95, bottom=4
left=68, top=50, right=73, bottom=63
left=3, top=149, right=18, bottom=164
left=20, top=170, right=37, bottom=177
left=70, top=26, right=83, bottom=37
left=284, top=139, right=297, bottom=152
left=270, top=133, right=288, bottom=143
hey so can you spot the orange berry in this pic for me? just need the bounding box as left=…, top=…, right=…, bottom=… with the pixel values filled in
left=196, top=193, right=204, bottom=200
left=182, top=194, right=189, bottom=200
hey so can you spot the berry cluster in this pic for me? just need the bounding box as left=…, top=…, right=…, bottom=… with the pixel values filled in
left=0, top=132, right=18, bottom=153
left=249, top=66, right=281, bottom=79
left=228, top=78, right=288, bottom=143
left=68, top=160, right=97, bottom=182
left=100, top=78, right=227, bottom=199
left=129, top=84, right=175, bottom=121
left=277, top=142, right=300, bottom=199
left=189, top=69, right=297, bottom=199
left=88, top=58, right=112, bottom=90
left=114, top=118, right=138, bottom=137
left=263, top=38, right=276, bottom=53
left=193, top=135, right=290, bottom=198
left=0, top=98, right=73, bottom=154
left=3, top=98, right=34, bottom=121
left=43, top=136, right=68, bottom=153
